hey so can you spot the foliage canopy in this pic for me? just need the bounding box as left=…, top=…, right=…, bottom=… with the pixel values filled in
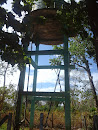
left=0, top=0, right=96, bottom=68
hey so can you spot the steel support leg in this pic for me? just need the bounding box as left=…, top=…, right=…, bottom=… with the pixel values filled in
left=64, top=35, right=71, bottom=130
left=14, top=44, right=28, bottom=130
left=30, top=44, right=39, bottom=129
left=14, top=65, right=26, bottom=130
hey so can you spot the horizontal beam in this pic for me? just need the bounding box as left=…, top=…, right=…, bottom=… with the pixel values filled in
left=26, top=96, right=65, bottom=102
left=26, top=49, right=64, bottom=56
left=37, top=65, right=64, bottom=69
left=29, top=63, right=75, bottom=70
left=69, top=65, right=75, bottom=69
left=34, top=97, right=65, bottom=101
left=37, top=65, right=75, bottom=69
left=19, top=91, right=66, bottom=97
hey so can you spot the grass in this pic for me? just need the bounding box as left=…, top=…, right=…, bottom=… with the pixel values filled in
left=0, top=123, right=7, bottom=130
left=0, top=109, right=94, bottom=130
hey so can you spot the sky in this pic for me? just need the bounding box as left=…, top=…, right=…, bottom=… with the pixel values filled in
left=0, top=0, right=98, bottom=94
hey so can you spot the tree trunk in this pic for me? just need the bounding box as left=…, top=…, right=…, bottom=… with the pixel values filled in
left=84, top=58, right=98, bottom=109
left=0, top=63, right=9, bottom=111
left=3, top=63, right=9, bottom=87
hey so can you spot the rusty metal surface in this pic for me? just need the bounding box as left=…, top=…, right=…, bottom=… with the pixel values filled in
left=30, top=9, right=63, bottom=45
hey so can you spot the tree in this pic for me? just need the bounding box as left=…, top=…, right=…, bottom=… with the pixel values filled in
left=0, top=58, right=18, bottom=112
left=0, top=58, right=17, bottom=85
left=70, top=85, right=97, bottom=129
left=86, top=0, right=98, bottom=67
left=0, top=84, right=16, bottom=114
left=50, top=36, right=98, bottom=109
left=69, top=36, right=98, bottom=109
left=0, top=0, right=31, bottom=68
left=0, top=0, right=97, bottom=67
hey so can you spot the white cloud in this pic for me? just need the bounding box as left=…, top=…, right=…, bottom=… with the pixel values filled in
left=24, top=72, right=34, bottom=91
left=92, top=72, right=98, bottom=82
left=64, top=0, right=80, bottom=3
left=0, top=69, right=20, bottom=89
left=37, top=69, right=57, bottom=84
left=2, top=0, right=12, bottom=12
left=36, top=84, right=64, bottom=92
left=0, top=77, right=4, bottom=87
left=1, top=63, right=97, bottom=93
left=23, top=68, right=64, bottom=92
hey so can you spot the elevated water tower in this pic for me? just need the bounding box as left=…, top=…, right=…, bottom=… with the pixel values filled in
left=15, top=0, right=75, bottom=129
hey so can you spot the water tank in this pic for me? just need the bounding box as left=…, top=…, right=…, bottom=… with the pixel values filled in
left=31, top=0, right=66, bottom=45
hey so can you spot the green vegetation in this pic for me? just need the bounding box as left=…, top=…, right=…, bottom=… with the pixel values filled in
left=0, top=0, right=97, bottom=67
left=0, top=0, right=98, bottom=129
left=50, top=35, right=98, bottom=109
left=0, top=123, right=7, bottom=130
left=0, top=85, right=97, bottom=129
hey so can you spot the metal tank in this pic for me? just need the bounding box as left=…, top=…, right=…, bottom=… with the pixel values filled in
left=31, top=0, right=66, bottom=45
